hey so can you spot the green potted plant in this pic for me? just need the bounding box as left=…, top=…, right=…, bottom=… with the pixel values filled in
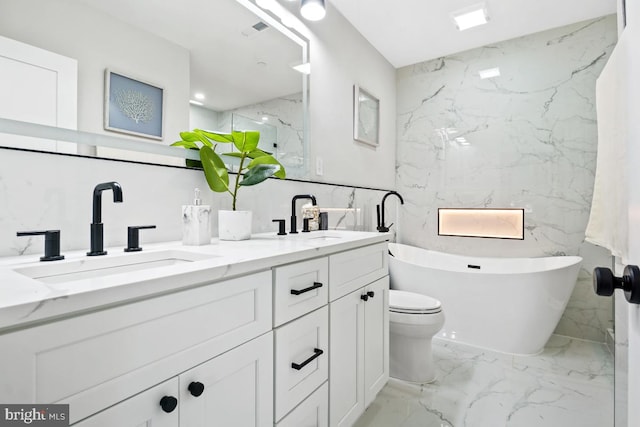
left=172, top=129, right=285, bottom=240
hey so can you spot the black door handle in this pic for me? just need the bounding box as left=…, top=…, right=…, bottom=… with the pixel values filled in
left=291, top=348, right=324, bottom=370
left=593, top=265, right=640, bottom=304
left=291, top=282, right=323, bottom=295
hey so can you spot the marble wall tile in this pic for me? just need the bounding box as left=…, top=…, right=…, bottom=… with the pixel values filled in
left=0, top=148, right=393, bottom=257
left=395, top=16, right=617, bottom=342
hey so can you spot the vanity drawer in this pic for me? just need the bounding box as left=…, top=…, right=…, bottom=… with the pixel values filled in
left=274, top=306, right=329, bottom=421
left=274, top=257, right=329, bottom=327
left=329, top=242, right=388, bottom=301
left=0, top=270, right=272, bottom=424
left=276, top=382, right=328, bottom=427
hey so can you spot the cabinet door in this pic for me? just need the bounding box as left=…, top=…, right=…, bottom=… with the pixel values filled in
left=73, top=378, right=179, bottom=427
left=329, top=290, right=365, bottom=427
left=363, top=276, right=389, bottom=407
left=179, top=332, right=273, bottom=427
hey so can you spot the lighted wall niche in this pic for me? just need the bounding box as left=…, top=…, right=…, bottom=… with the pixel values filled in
left=438, top=208, right=524, bottom=240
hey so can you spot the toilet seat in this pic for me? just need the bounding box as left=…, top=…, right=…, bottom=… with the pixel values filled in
left=389, top=290, right=442, bottom=314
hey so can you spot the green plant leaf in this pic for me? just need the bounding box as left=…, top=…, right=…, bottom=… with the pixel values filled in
left=179, top=131, right=212, bottom=147
left=247, top=148, right=272, bottom=158
left=239, top=164, right=279, bottom=186
left=222, top=152, right=244, bottom=158
left=247, top=155, right=286, bottom=179
left=171, top=140, right=199, bottom=149
left=200, top=146, right=230, bottom=193
left=231, top=130, right=260, bottom=152
left=197, top=129, right=234, bottom=144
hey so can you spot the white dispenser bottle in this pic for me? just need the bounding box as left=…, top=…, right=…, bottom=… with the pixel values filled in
left=182, top=188, right=211, bottom=245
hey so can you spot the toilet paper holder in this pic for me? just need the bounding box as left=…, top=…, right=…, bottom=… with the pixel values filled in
left=593, top=264, right=640, bottom=304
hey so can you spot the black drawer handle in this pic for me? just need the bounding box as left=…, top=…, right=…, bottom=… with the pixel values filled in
left=291, top=348, right=324, bottom=370
left=290, top=281, right=323, bottom=295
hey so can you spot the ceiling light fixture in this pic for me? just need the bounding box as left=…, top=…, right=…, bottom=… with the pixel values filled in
left=451, top=3, right=489, bottom=31
left=194, top=93, right=205, bottom=100
left=478, top=67, right=500, bottom=79
left=300, top=0, right=326, bottom=21
left=189, top=100, right=203, bottom=106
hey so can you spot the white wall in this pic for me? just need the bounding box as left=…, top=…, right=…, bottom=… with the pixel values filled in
left=279, top=1, right=397, bottom=189
left=0, top=0, right=190, bottom=155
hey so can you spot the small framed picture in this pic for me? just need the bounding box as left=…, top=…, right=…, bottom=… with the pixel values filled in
left=353, top=84, right=380, bottom=146
left=104, top=69, right=164, bottom=140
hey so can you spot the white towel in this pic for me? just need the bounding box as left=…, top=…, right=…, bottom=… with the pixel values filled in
left=585, top=35, right=629, bottom=261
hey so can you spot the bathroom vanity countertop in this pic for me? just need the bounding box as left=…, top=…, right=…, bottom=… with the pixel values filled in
left=0, top=231, right=388, bottom=332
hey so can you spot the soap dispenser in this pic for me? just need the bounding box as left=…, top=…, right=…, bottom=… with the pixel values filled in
left=182, top=188, right=211, bottom=245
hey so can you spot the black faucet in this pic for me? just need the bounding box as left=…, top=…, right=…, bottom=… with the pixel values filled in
left=88, top=182, right=123, bottom=256
left=377, top=191, right=404, bottom=232
left=291, top=194, right=317, bottom=234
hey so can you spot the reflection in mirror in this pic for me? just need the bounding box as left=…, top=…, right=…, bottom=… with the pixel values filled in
left=0, top=0, right=308, bottom=174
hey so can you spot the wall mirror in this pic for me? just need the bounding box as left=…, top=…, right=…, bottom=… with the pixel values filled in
left=0, top=0, right=309, bottom=176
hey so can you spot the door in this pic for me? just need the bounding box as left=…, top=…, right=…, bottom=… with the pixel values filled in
left=623, top=2, right=640, bottom=426
left=363, top=276, right=389, bottom=407
left=0, top=35, right=77, bottom=153
left=179, top=332, right=273, bottom=427
left=329, top=289, right=365, bottom=427
left=73, top=378, right=179, bottom=427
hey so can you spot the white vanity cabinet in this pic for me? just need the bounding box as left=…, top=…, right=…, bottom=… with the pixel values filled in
left=328, top=243, right=389, bottom=427
left=0, top=232, right=389, bottom=427
left=75, top=332, right=273, bottom=427
left=0, top=271, right=273, bottom=425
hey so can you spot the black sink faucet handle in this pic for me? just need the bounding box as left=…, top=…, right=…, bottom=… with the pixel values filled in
left=125, top=225, right=156, bottom=252
left=16, top=230, right=64, bottom=261
left=272, top=219, right=287, bottom=235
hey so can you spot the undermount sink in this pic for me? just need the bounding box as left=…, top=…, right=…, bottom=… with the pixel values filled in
left=12, top=249, right=213, bottom=284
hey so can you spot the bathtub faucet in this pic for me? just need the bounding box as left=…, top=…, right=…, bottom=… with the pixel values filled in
left=377, top=191, right=404, bottom=232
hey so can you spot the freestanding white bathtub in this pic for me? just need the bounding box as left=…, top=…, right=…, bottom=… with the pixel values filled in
left=388, top=243, right=582, bottom=355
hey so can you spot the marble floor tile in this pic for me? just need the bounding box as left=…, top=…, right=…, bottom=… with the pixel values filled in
left=355, top=335, right=613, bottom=427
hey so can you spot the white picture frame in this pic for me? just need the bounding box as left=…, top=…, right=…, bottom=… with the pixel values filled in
left=353, top=84, right=380, bottom=146
left=104, top=69, right=164, bottom=140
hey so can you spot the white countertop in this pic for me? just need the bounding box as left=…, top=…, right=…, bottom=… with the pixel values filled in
left=0, top=230, right=389, bottom=332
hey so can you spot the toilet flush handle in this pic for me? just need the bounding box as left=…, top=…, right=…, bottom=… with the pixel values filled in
left=593, top=265, right=640, bottom=304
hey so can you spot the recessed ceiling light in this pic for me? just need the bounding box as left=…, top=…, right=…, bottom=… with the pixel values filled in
left=478, top=67, right=500, bottom=79
left=194, top=93, right=205, bottom=100
left=451, top=3, right=489, bottom=31
left=262, top=116, right=269, bottom=121
left=292, top=62, right=311, bottom=74
left=189, top=100, right=203, bottom=106
left=301, top=0, right=326, bottom=21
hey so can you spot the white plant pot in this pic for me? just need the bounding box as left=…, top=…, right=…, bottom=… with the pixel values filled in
left=218, top=210, right=252, bottom=241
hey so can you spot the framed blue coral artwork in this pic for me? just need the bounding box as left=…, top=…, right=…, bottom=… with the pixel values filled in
left=104, top=69, right=164, bottom=140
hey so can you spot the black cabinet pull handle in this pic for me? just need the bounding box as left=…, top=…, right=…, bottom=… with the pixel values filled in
left=188, top=381, right=205, bottom=397
left=291, top=282, right=323, bottom=295
left=291, top=348, right=324, bottom=370
left=159, top=396, right=178, bottom=413
left=360, top=294, right=369, bottom=301
left=367, top=291, right=375, bottom=298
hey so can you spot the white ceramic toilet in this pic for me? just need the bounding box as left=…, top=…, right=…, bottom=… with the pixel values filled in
left=389, top=289, right=445, bottom=383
